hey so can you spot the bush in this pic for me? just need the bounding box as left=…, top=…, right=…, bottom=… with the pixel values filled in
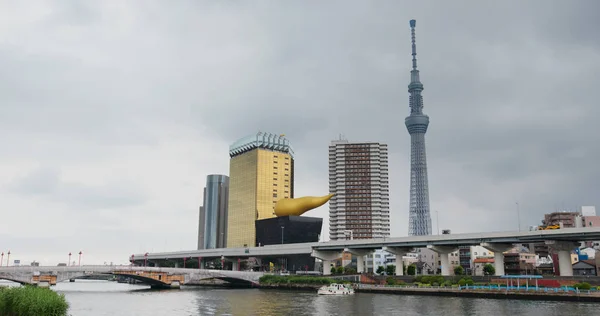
left=344, top=267, right=357, bottom=275
left=386, top=277, right=396, bottom=285
left=336, top=266, right=345, bottom=275
left=0, top=286, right=69, bottom=316
left=457, top=278, right=474, bottom=286
left=442, top=280, right=453, bottom=287
left=574, top=282, right=592, bottom=290
left=258, top=275, right=335, bottom=285
left=406, top=265, right=416, bottom=276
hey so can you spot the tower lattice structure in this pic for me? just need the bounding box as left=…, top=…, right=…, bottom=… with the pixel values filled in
left=405, top=19, right=432, bottom=236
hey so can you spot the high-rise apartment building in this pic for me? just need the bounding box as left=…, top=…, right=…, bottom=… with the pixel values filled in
left=328, top=139, right=390, bottom=240
left=226, top=132, right=294, bottom=248
left=198, top=174, right=229, bottom=250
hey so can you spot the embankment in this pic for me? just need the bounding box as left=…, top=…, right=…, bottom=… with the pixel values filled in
left=356, top=286, right=600, bottom=302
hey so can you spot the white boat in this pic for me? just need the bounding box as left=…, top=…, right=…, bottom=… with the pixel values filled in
left=317, top=283, right=355, bottom=295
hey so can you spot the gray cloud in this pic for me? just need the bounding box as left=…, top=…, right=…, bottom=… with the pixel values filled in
left=0, top=0, right=599, bottom=264
left=7, top=166, right=147, bottom=210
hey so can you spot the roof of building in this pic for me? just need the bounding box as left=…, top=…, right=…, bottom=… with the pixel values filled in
left=229, top=132, right=294, bottom=158
left=573, top=260, right=596, bottom=268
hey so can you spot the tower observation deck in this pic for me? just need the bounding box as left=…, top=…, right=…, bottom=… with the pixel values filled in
left=405, top=19, right=432, bottom=236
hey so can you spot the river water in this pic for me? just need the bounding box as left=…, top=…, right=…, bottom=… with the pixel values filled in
left=2, top=280, right=598, bottom=315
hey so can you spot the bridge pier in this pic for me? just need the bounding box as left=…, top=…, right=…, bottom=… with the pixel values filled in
left=481, top=243, right=514, bottom=276
left=383, top=246, right=413, bottom=276
left=427, top=245, right=458, bottom=276
left=311, top=250, right=342, bottom=275
left=546, top=240, right=579, bottom=276
left=344, top=248, right=373, bottom=273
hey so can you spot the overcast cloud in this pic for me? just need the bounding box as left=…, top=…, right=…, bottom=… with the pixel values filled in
left=1, top=1, right=599, bottom=265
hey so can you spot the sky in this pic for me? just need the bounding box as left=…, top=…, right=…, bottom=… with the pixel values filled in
left=1, top=1, right=599, bottom=266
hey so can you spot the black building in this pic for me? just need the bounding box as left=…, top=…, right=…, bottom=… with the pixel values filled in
left=255, top=216, right=322, bottom=272
left=255, top=216, right=322, bottom=246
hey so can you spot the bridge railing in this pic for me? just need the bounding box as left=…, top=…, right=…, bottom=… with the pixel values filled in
left=0, top=265, right=135, bottom=273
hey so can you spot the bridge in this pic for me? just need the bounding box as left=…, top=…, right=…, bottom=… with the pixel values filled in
left=0, top=265, right=264, bottom=288
left=134, top=227, right=600, bottom=277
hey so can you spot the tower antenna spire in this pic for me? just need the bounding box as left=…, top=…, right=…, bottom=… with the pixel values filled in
left=410, top=19, right=418, bottom=70
left=405, top=19, right=432, bottom=236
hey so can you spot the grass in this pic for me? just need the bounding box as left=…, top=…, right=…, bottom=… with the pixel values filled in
left=0, top=286, right=69, bottom=316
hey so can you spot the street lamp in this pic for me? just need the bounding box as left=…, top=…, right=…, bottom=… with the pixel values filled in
left=281, top=226, right=285, bottom=244
left=78, top=251, right=82, bottom=266
left=436, top=210, right=440, bottom=235
left=68, top=252, right=72, bottom=266
left=516, top=202, right=521, bottom=232
left=7, top=251, right=10, bottom=267
left=144, top=253, right=149, bottom=267
left=131, top=254, right=134, bottom=267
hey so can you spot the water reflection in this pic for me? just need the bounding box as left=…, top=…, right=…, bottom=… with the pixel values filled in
left=3, top=280, right=599, bottom=316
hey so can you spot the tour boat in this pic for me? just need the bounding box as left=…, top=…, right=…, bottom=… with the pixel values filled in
left=317, top=283, right=355, bottom=295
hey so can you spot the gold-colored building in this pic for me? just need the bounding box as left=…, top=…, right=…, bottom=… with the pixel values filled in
left=226, top=132, right=294, bottom=248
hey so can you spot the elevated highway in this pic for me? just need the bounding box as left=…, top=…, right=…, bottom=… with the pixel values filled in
left=134, top=227, right=600, bottom=277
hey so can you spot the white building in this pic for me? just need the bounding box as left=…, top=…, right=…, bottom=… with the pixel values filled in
left=470, top=245, right=494, bottom=262
left=328, top=139, right=390, bottom=240
left=581, top=206, right=597, bottom=217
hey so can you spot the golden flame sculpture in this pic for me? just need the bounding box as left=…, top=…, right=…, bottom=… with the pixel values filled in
left=274, top=194, right=334, bottom=217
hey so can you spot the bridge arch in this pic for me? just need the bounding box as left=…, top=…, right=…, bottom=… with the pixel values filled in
left=0, top=275, right=30, bottom=285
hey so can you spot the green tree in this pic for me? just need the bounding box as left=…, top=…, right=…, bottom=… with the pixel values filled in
left=336, top=266, right=345, bottom=274
left=330, top=266, right=336, bottom=274
left=483, top=264, right=495, bottom=275
left=385, top=265, right=396, bottom=276
left=376, top=266, right=385, bottom=275
left=407, top=264, right=416, bottom=276
left=454, top=265, right=465, bottom=275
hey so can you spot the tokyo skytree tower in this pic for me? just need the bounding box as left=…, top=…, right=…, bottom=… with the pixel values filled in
left=406, top=20, right=432, bottom=236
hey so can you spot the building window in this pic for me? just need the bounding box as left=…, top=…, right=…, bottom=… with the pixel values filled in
left=273, top=193, right=277, bottom=198
left=273, top=178, right=278, bottom=180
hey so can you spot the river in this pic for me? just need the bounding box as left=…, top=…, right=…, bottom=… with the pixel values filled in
left=2, top=280, right=598, bottom=315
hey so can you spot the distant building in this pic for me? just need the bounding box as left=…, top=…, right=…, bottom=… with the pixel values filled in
left=198, top=175, right=229, bottom=250
left=473, top=258, right=494, bottom=276
left=581, top=206, right=597, bottom=217
left=328, top=139, right=390, bottom=240
left=573, top=260, right=597, bottom=276
left=227, top=132, right=294, bottom=248
left=543, top=211, right=580, bottom=227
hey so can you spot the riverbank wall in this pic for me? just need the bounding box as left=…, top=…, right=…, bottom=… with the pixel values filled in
left=258, top=284, right=321, bottom=291
left=356, top=285, right=600, bottom=302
